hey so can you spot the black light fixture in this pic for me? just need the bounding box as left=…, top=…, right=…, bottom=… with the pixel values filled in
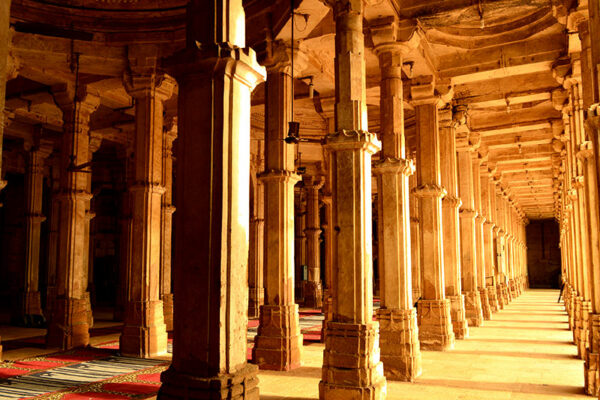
left=285, top=0, right=301, bottom=144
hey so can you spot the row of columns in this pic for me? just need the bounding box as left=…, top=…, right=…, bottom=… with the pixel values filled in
left=556, top=8, right=600, bottom=395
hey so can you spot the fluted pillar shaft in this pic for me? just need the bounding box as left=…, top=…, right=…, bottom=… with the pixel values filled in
left=371, top=32, right=422, bottom=380
left=473, top=152, right=491, bottom=320
left=409, top=172, right=422, bottom=302
left=157, top=2, right=265, bottom=397
left=319, top=1, right=386, bottom=398
left=119, top=70, right=174, bottom=358
left=46, top=87, right=100, bottom=349
left=303, top=176, right=324, bottom=308
left=253, top=50, right=303, bottom=371
left=439, top=108, right=468, bottom=339
left=411, top=77, right=455, bottom=351
left=249, top=165, right=265, bottom=319
left=160, top=123, right=176, bottom=331
left=21, top=143, right=51, bottom=323
left=483, top=173, right=499, bottom=312
left=457, top=135, right=483, bottom=327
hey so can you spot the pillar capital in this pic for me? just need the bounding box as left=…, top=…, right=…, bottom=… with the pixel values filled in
left=373, top=157, right=415, bottom=176
left=324, top=130, right=381, bottom=154
left=410, top=76, right=446, bottom=107
left=370, top=17, right=420, bottom=57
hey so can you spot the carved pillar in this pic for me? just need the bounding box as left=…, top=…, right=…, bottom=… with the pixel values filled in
left=160, top=120, right=177, bottom=331
left=21, top=139, right=52, bottom=324
left=320, top=192, right=333, bottom=339
left=0, top=0, right=12, bottom=197
left=319, top=1, right=387, bottom=398
left=45, top=155, right=61, bottom=320
left=252, top=42, right=303, bottom=372
left=294, top=190, right=307, bottom=302
left=157, top=1, right=265, bottom=396
left=84, top=134, right=101, bottom=329
left=248, top=154, right=265, bottom=319
left=411, top=76, right=455, bottom=351
left=0, top=0, right=13, bottom=359
left=303, top=175, right=324, bottom=308
left=457, top=132, right=483, bottom=327
left=409, top=166, right=421, bottom=302
left=438, top=107, right=468, bottom=339
left=46, top=86, right=100, bottom=349
left=118, top=66, right=174, bottom=358
left=482, top=170, right=499, bottom=312
left=370, top=23, right=422, bottom=380
left=115, top=145, right=134, bottom=322
left=472, top=149, right=492, bottom=320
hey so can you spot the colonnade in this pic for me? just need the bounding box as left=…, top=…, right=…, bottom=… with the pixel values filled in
left=553, top=3, right=600, bottom=396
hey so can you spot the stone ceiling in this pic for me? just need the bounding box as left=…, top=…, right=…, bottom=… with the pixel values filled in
left=3, top=0, right=571, bottom=220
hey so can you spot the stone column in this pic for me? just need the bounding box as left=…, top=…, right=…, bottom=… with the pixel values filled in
left=160, top=120, right=177, bottom=331
left=583, top=114, right=600, bottom=395
left=457, top=132, right=483, bottom=326
left=248, top=159, right=265, bottom=319
left=411, top=76, right=455, bottom=351
left=119, top=64, right=175, bottom=358
left=45, top=155, right=61, bottom=319
left=320, top=192, right=333, bottom=339
left=438, top=107, right=468, bottom=339
left=409, top=167, right=421, bottom=302
left=303, top=175, right=324, bottom=308
left=21, top=139, right=52, bottom=324
left=158, top=1, right=265, bottom=397
left=252, top=42, right=303, bottom=372
left=319, top=1, right=386, bottom=398
left=473, top=149, right=492, bottom=320
left=0, top=0, right=12, bottom=197
left=370, top=21, right=422, bottom=380
left=482, top=171, right=499, bottom=312
left=0, top=0, right=12, bottom=359
left=295, top=191, right=307, bottom=302
left=115, top=146, right=133, bottom=322
left=46, top=86, right=100, bottom=349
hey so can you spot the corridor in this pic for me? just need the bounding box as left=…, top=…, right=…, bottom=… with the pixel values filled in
left=259, top=290, right=587, bottom=400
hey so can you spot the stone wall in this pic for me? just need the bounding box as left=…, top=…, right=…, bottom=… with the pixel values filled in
left=526, top=219, right=561, bottom=289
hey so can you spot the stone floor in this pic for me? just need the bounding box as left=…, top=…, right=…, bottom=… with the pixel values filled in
left=0, top=289, right=587, bottom=399
left=259, top=289, right=588, bottom=400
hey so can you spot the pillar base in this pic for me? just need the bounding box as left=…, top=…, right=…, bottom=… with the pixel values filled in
left=501, top=283, right=511, bottom=305
left=248, top=287, right=264, bottom=319
left=321, top=293, right=333, bottom=343
left=579, top=300, right=592, bottom=360
left=376, top=308, right=422, bottom=381
left=447, top=295, right=469, bottom=339
left=505, top=281, right=514, bottom=302
left=319, top=321, right=387, bottom=399
left=417, top=299, right=455, bottom=351
left=252, top=304, right=303, bottom=371
left=120, top=300, right=168, bottom=358
left=303, top=281, right=323, bottom=309
left=574, top=296, right=583, bottom=347
left=480, top=288, right=492, bottom=321
left=463, top=291, right=483, bottom=327
left=568, top=289, right=577, bottom=332
left=46, top=296, right=91, bottom=349
left=487, top=285, right=499, bottom=313
left=584, top=313, right=600, bottom=396
left=158, top=363, right=259, bottom=400
left=508, top=279, right=518, bottom=299
left=162, top=293, right=174, bottom=332
left=20, top=290, right=45, bottom=327
left=496, top=285, right=505, bottom=310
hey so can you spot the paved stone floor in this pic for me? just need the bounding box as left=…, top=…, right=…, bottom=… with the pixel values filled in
left=259, top=289, right=588, bottom=399
left=0, top=289, right=587, bottom=399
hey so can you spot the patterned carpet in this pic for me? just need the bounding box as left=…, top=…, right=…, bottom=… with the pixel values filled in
left=0, top=308, right=327, bottom=399
left=0, top=348, right=168, bottom=399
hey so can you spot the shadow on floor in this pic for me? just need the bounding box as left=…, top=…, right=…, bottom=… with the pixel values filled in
left=415, top=378, right=585, bottom=396
left=466, top=338, right=572, bottom=345
left=448, top=349, right=580, bottom=361
left=479, top=325, right=570, bottom=331
left=260, top=366, right=322, bottom=379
